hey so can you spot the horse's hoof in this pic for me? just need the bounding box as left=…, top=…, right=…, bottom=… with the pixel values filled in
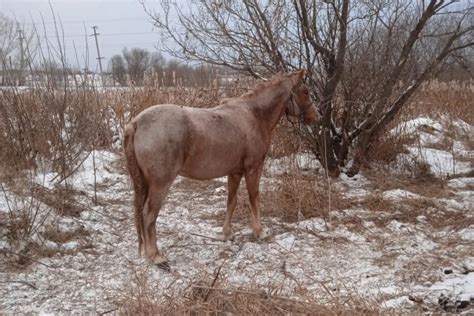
left=152, top=255, right=170, bottom=271
left=156, top=261, right=171, bottom=272
left=222, top=233, right=234, bottom=242
left=255, top=228, right=270, bottom=241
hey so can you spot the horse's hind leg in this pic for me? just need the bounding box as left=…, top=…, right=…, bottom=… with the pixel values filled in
left=222, top=173, right=242, bottom=241
left=244, top=164, right=266, bottom=240
left=143, top=181, right=173, bottom=266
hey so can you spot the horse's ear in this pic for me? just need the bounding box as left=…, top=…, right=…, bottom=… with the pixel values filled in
left=288, top=69, right=305, bottom=84
left=297, top=69, right=305, bottom=79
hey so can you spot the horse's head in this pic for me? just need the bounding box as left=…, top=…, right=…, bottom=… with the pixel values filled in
left=285, top=70, right=321, bottom=125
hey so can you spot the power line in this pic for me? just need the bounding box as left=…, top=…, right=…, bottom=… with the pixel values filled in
left=102, top=31, right=156, bottom=37
left=38, top=31, right=156, bottom=39
left=20, top=16, right=150, bottom=25
left=73, top=42, right=158, bottom=48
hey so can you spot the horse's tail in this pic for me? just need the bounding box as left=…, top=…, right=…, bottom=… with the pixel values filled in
left=124, top=121, right=147, bottom=256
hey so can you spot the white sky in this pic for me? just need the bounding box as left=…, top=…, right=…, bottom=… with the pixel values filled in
left=0, top=0, right=166, bottom=71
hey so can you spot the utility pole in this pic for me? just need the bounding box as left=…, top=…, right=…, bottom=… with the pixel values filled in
left=111, top=59, right=116, bottom=86
left=91, top=26, right=105, bottom=87
left=18, top=29, right=25, bottom=86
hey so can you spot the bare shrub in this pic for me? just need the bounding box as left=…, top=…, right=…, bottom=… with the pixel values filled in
left=261, top=168, right=352, bottom=222
left=1, top=181, right=49, bottom=246
left=0, top=87, right=113, bottom=177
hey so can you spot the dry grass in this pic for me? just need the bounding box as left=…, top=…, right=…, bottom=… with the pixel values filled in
left=363, top=166, right=449, bottom=199
left=41, top=224, right=90, bottom=244
left=407, top=80, right=474, bottom=125
left=261, top=170, right=353, bottom=223
left=356, top=191, right=395, bottom=213
left=369, top=132, right=414, bottom=166
left=116, top=269, right=381, bottom=315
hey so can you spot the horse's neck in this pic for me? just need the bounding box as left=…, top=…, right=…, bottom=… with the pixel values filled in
left=249, top=86, right=290, bottom=132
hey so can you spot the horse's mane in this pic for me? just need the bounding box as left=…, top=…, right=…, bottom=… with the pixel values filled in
left=241, top=73, right=288, bottom=99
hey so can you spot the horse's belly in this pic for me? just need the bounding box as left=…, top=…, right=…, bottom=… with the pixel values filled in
left=179, top=152, right=242, bottom=180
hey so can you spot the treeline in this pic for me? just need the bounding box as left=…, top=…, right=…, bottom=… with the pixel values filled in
left=108, top=48, right=220, bottom=87
left=0, top=12, right=223, bottom=88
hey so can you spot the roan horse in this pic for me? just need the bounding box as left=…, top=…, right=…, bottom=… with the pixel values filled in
left=124, top=70, right=320, bottom=269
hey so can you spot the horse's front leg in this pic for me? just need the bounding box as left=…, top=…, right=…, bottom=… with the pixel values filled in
left=244, top=163, right=266, bottom=239
left=222, top=173, right=242, bottom=240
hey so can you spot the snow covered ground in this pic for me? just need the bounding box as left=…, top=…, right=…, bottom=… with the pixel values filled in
left=0, top=116, right=473, bottom=313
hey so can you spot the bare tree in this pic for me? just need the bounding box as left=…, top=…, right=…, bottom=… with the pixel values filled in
left=143, top=0, right=474, bottom=176
left=0, top=14, right=18, bottom=72
left=122, top=47, right=150, bottom=85
left=109, top=54, right=127, bottom=86
left=0, top=13, right=36, bottom=85
left=150, top=51, right=166, bottom=74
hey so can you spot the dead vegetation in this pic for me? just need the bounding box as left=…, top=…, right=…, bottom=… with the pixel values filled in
left=116, top=269, right=381, bottom=315
left=407, top=80, right=474, bottom=125
left=0, top=78, right=473, bottom=313
left=261, top=171, right=353, bottom=223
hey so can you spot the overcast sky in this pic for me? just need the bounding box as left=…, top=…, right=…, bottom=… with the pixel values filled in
left=0, top=0, right=164, bottom=71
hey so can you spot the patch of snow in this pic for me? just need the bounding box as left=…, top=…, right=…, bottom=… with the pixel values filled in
left=297, top=217, right=328, bottom=232
left=448, top=177, right=474, bottom=189
left=70, top=150, right=120, bottom=190
left=334, top=226, right=366, bottom=243
left=274, top=233, right=297, bottom=251
left=459, top=227, right=474, bottom=241
left=34, top=150, right=121, bottom=191
left=429, top=273, right=474, bottom=304
left=383, top=296, right=412, bottom=309
left=34, top=172, right=59, bottom=190
left=383, top=189, right=420, bottom=200
left=391, top=117, right=443, bottom=135
left=343, top=188, right=369, bottom=199
left=387, top=220, right=407, bottom=231
left=62, top=241, right=81, bottom=251
left=406, top=147, right=471, bottom=177
left=452, top=118, right=473, bottom=135
left=0, top=186, right=14, bottom=213
left=440, top=198, right=468, bottom=211
left=391, top=116, right=473, bottom=179
left=0, top=240, right=8, bottom=249
left=419, top=131, right=443, bottom=146
left=452, top=140, right=472, bottom=158
left=266, top=152, right=322, bottom=176
left=339, top=172, right=370, bottom=189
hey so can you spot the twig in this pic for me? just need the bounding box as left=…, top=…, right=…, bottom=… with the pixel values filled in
left=0, top=280, right=38, bottom=290
left=50, top=150, right=92, bottom=183
left=98, top=308, right=118, bottom=315
left=204, top=259, right=226, bottom=302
